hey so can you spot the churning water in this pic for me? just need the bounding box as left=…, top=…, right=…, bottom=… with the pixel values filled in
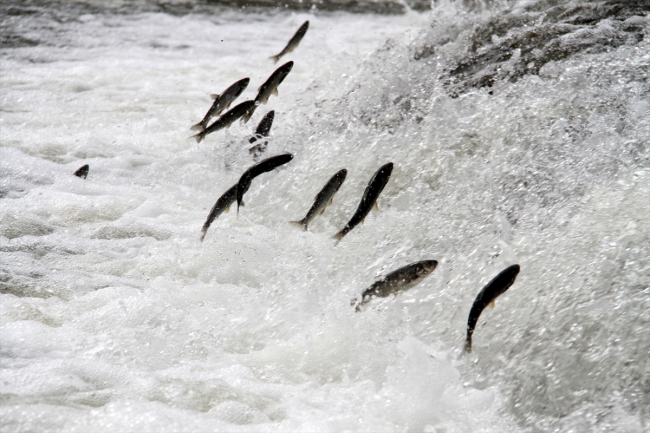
left=1, top=1, right=649, bottom=431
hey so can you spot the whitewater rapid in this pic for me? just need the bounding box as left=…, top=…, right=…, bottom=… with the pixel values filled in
left=1, top=1, right=649, bottom=432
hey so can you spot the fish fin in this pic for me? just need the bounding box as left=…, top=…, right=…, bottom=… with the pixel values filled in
left=361, top=217, right=365, bottom=224
left=190, top=122, right=205, bottom=131
left=210, top=93, right=220, bottom=100
left=242, top=106, right=255, bottom=123
left=333, top=231, right=345, bottom=242
left=200, top=228, right=207, bottom=242
left=240, top=200, right=245, bottom=207
left=224, top=205, right=230, bottom=213
left=257, top=84, right=263, bottom=92
left=269, top=54, right=280, bottom=63
left=191, top=132, right=204, bottom=143
left=289, top=220, right=307, bottom=231
left=489, top=300, right=496, bottom=309
left=372, top=202, right=379, bottom=211
left=320, top=208, right=326, bottom=215
left=272, top=88, right=279, bottom=96
left=464, top=338, right=472, bottom=353
left=328, top=197, right=333, bottom=206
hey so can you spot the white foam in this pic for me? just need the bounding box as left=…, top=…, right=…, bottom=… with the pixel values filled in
left=1, top=2, right=648, bottom=432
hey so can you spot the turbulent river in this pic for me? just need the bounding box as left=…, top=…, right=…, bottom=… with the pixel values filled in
left=1, top=1, right=649, bottom=432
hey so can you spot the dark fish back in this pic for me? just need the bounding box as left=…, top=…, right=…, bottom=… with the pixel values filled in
left=201, top=184, right=238, bottom=241
left=360, top=162, right=393, bottom=209
left=255, top=111, right=275, bottom=136
left=465, top=264, right=520, bottom=351
left=236, top=153, right=294, bottom=208
left=74, top=164, right=89, bottom=179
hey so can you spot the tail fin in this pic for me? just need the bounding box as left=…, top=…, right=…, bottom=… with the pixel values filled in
left=200, top=227, right=208, bottom=242
left=289, top=220, right=307, bottom=231
left=191, top=132, right=205, bottom=143
left=190, top=121, right=205, bottom=131
left=464, top=338, right=472, bottom=353
left=269, top=54, right=280, bottom=63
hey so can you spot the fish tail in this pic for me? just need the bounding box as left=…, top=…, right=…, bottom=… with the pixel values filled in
left=191, top=132, right=205, bottom=143
left=289, top=220, right=307, bottom=231
left=190, top=121, right=205, bottom=131
left=333, top=230, right=346, bottom=242
left=464, top=338, right=472, bottom=353
left=269, top=54, right=280, bottom=63
left=200, top=225, right=208, bottom=242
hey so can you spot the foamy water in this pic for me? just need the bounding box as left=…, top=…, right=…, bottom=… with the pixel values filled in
left=1, top=1, right=649, bottom=432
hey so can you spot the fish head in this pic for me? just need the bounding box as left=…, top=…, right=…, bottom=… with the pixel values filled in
left=239, top=78, right=251, bottom=89
left=416, top=260, right=438, bottom=277
left=337, top=169, right=348, bottom=182
left=380, top=162, right=394, bottom=177
left=280, top=61, right=294, bottom=74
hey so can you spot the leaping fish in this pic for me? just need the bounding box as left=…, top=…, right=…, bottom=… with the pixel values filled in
left=236, top=153, right=294, bottom=213
left=200, top=184, right=238, bottom=242
left=192, top=100, right=255, bottom=143
left=249, top=111, right=275, bottom=158
left=249, top=111, right=275, bottom=144
left=243, top=62, right=293, bottom=122
left=270, top=21, right=309, bottom=63
left=334, top=162, right=393, bottom=242
left=290, top=169, right=347, bottom=230
left=465, top=264, right=520, bottom=352
left=352, top=260, right=438, bottom=312
left=190, top=78, right=250, bottom=131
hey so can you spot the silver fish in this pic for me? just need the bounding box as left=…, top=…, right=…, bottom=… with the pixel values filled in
left=243, top=62, right=293, bottom=122
left=192, top=100, right=255, bottom=143
left=270, top=21, right=309, bottom=63
left=334, top=162, right=393, bottom=242
left=200, top=184, right=238, bottom=242
left=352, top=260, right=438, bottom=312
left=290, top=169, right=347, bottom=230
left=465, top=264, right=520, bottom=352
left=190, top=78, right=249, bottom=131
left=236, top=153, right=294, bottom=213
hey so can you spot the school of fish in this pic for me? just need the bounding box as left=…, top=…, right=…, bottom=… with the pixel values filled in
left=71, top=20, right=522, bottom=354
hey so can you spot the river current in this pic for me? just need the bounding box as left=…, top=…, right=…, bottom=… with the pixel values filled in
left=1, top=1, right=649, bottom=432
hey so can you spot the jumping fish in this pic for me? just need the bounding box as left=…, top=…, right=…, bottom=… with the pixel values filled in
left=465, top=264, right=520, bottom=352
left=334, top=162, right=393, bottom=242
left=236, top=153, right=294, bottom=213
left=249, top=111, right=275, bottom=158
left=192, top=100, right=255, bottom=143
left=270, top=21, right=309, bottom=63
left=249, top=111, right=275, bottom=144
left=243, top=62, right=293, bottom=122
left=74, top=164, right=89, bottom=179
left=352, top=260, right=438, bottom=312
left=190, top=78, right=250, bottom=131
left=200, top=184, right=238, bottom=242
left=290, top=169, right=347, bottom=230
